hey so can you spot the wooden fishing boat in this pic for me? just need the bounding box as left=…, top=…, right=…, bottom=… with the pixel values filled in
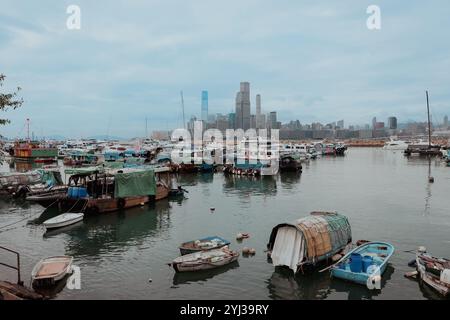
left=415, top=249, right=450, bottom=297
left=43, top=213, right=84, bottom=230
left=330, top=241, right=394, bottom=289
left=279, top=155, right=302, bottom=172
left=170, top=246, right=239, bottom=273
left=179, top=236, right=230, bottom=255
left=31, top=256, right=73, bottom=288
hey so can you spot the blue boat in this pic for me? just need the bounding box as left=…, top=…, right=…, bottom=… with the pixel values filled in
left=330, top=241, right=394, bottom=290
left=179, top=236, right=231, bottom=256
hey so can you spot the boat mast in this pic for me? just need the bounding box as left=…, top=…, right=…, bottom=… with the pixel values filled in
left=426, top=90, right=431, bottom=148
left=26, top=118, right=30, bottom=142
left=180, top=91, right=186, bottom=129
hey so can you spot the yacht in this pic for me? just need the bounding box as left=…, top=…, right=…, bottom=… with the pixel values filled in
left=383, top=138, right=410, bottom=150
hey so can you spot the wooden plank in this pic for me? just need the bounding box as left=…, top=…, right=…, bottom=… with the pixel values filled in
left=0, top=281, right=43, bottom=300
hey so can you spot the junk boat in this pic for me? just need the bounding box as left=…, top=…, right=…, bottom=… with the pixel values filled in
left=169, top=246, right=239, bottom=273
left=267, top=211, right=352, bottom=273
left=55, top=166, right=171, bottom=214
left=179, top=236, right=230, bottom=255
left=330, top=241, right=394, bottom=290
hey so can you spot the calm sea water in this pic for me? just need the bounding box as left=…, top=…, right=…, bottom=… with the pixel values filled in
left=1, top=148, right=449, bottom=300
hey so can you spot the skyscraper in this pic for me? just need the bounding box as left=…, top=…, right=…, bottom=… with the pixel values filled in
left=201, top=91, right=208, bottom=122
left=235, top=82, right=251, bottom=130
left=388, top=116, right=397, bottom=129
left=444, top=115, right=448, bottom=128
left=256, top=94, right=261, bottom=129
left=337, top=120, right=344, bottom=129
left=269, top=111, right=277, bottom=129
left=372, top=117, right=377, bottom=129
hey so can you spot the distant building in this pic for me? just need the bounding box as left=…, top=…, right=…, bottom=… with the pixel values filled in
left=337, top=120, right=344, bottom=129
left=374, top=122, right=385, bottom=130
left=388, top=117, right=397, bottom=129
left=201, top=91, right=208, bottom=122
left=256, top=94, right=262, bottom=129
left=235, top=82, right=251, bottom=130
left=250, top=114, right=256, bottom=129
left=444, top=115, right=449, bottom=128
left=372, top=117, right=377, bottom=129
left=228, top=113, right=236, bottom=130
left=268, top=112, right=277, bottom=129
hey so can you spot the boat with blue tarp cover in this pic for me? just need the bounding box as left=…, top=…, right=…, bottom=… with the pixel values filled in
left=330, top=241, right=394, bottom=290
left=179, top=236, right=231, bottom=255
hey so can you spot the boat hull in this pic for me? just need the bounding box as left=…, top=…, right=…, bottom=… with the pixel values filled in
left=331, top=241, right=394, bottom=289
left=43, top=213, right=84, bottom=229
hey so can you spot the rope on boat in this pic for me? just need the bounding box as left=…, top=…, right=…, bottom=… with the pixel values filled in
left=0, top=198, right=61, bottom=232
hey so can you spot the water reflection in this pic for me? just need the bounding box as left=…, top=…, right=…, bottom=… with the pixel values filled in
left=172, top=261, right=239, bottom=286
left=267, top=267, right=331, bottom=300
left=222, top=175, right=277, bottom=197
left=279, top=172, right=302, bottom=188
left=267, top=264, right=395, bottom=300
left=328, top=264, right=395, bottom=300
left=61, top=200, right=172, bottom=258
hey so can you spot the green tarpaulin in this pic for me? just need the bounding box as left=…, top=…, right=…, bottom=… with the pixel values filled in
left=114, top=170, right=156, bottom=198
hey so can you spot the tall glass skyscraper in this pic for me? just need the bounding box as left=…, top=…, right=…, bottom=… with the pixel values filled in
left=201, top=91, right=208, bottom=122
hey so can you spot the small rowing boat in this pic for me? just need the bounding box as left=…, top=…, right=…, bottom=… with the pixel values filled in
left=330, top=241, right=394, bottom=290
left=43, top=213, right=84, bottom=230
left=31, top=256, right=73, bottom=288
left=179, top=236, right=230, bottom=255
left=170, top=246, right=239, bottom=272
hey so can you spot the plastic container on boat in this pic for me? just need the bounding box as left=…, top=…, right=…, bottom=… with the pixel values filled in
left=67, top=187, right=88, bottom=198
left=350, top=253, right=362, bottom=273
left=362, top=256, right=374, bottom=272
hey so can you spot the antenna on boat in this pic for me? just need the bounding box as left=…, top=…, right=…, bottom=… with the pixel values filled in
left=180, top=91, right=186, bottom=129
left=426, top=90, right=431, bottom=148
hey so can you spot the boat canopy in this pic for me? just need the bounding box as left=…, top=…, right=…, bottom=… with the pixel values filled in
left=114, top=169, right=156, bottom=198
left=64, top=167, right=105, bottom=175
left=267, top=212, right=352, bottom=272
left=37, top=169, right=63, bottom=186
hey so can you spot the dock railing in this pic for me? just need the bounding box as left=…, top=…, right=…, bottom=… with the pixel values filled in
left=0, top=246, right=22, bottom=285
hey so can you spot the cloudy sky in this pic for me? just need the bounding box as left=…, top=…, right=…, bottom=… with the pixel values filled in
left=1, top=0, right=449, bottom=138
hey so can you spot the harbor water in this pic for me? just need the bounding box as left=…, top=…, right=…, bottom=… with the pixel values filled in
left=0, top=148, right=449, bottom=300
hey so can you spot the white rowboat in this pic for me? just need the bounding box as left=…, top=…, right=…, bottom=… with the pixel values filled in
left=43, top=213, right=84, bottom=230
left=31, top=256, right=73, bottom=287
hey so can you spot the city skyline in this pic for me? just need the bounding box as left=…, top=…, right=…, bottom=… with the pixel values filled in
left=1, top=1, right=450, bottom=139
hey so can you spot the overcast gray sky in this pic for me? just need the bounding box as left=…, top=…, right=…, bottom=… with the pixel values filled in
left=1, top=0, right=449, bottom=138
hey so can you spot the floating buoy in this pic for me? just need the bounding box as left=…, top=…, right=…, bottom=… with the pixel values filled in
left=242, top=247, right=250, bottom=254
left=148, top=278, right=152, bottom=283
left=140, top=202, right=145, bottom=206
left=236, top=233, right=243, bottom=240
left=429, top=176, right=434, bottom=183
left=249, top=248, right=256, bottom=255
left=210, top=207, right=215, bottom=212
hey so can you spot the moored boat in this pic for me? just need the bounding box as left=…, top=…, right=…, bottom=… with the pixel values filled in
left=43, top=213, right=84, bottom=230
left=330, top=241, right=394, bottom=290
left=179, top=236, right=230, bottom=255
left=267, top=211, right=352, bottom=273
left=413, top=247, right=450, bottom=297
left=170, top=246, right=239, bottom=273
left=31, top=256, right=73, bottom=288
left=279, top=155, right=302, bottom=172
